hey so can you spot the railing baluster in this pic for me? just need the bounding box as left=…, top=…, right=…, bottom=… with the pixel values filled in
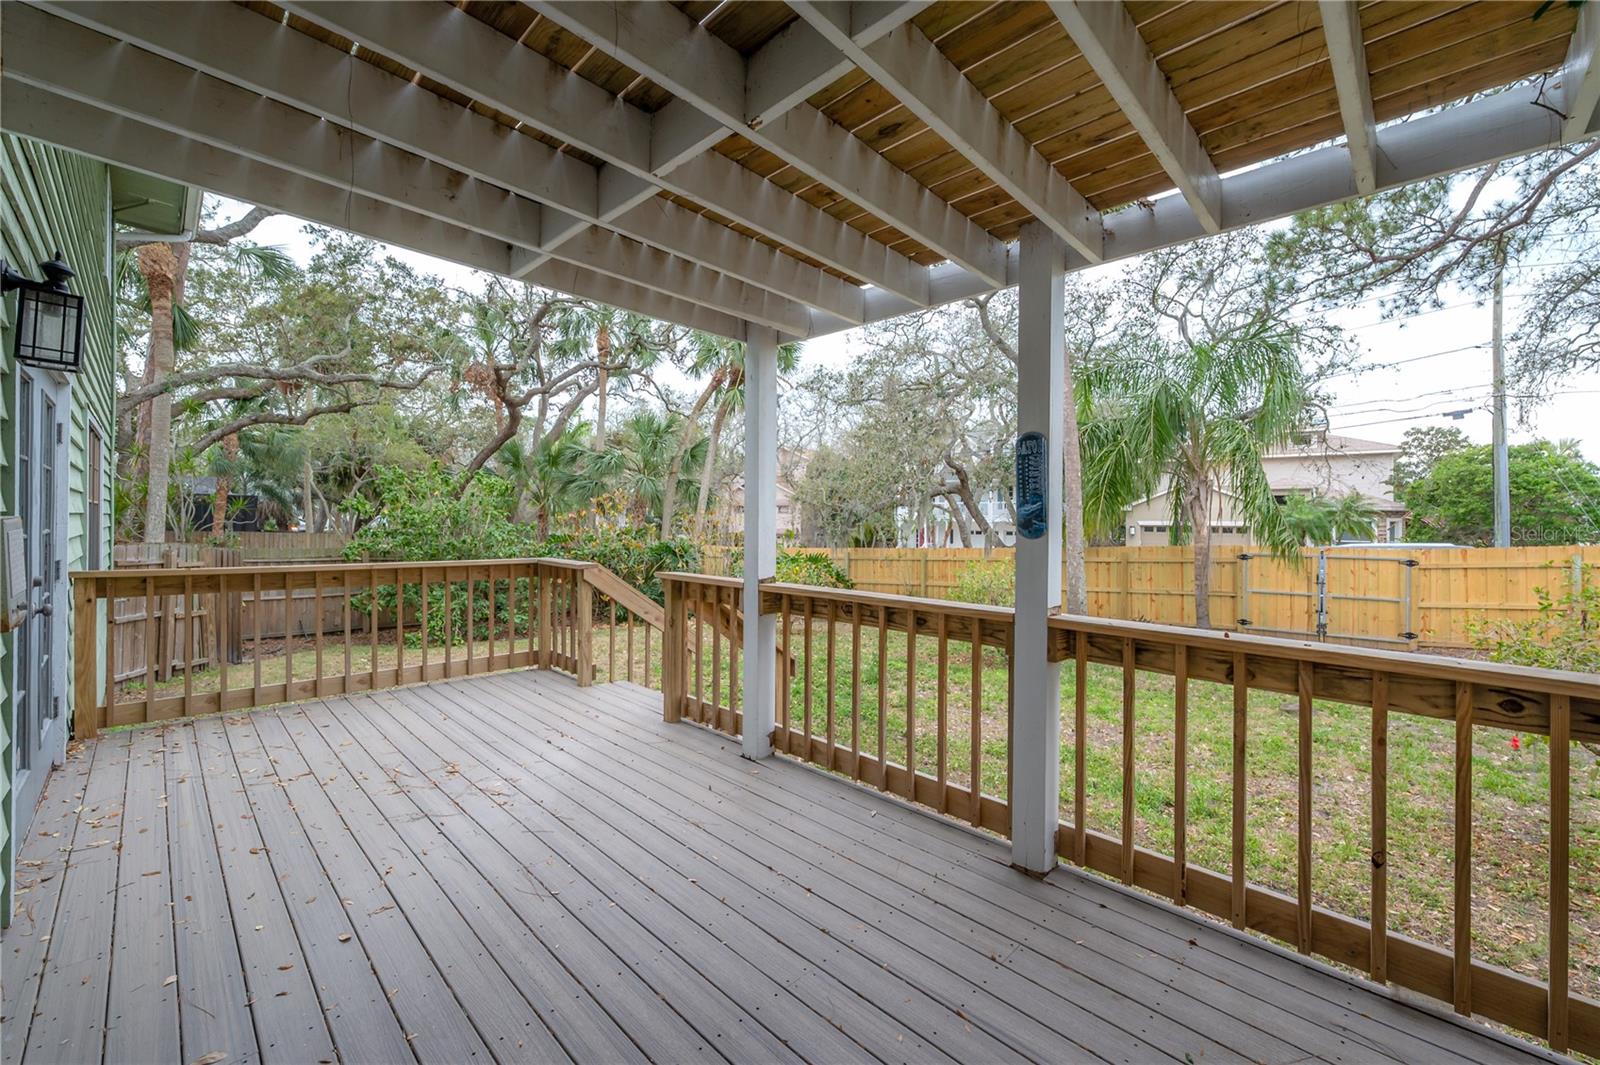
left=826, top=599, right=837, bottom=766
left=1074, top=630, right=1087, bottom=865
left=398, top=573, right=408, bottom=680
left=345, top=569, right=355, bottom=684
left=1297, top=660, right=1314, bottom=953
left=780, top=595, right=792, bottom=751
left=1370, top=670, right=1389, bottom=984
left=465, top=571, right=476, bottom=671
left=444, top=575, right=454, bottom=677
left=1173, top=643, right=1188, bottom=905
left=1453, top=680, right=1473, bottom=1016
left=144, top=574, right=157, bottom=721
left=1121, top=636, right=1135, bottom=884
left=506, top=569, right=516, bottom=669
left=419, top=573, right=429, bottom=680
left=575, top=572, right=593, bottom=687
left=487, top=569, right=496, bottom=667
left=252, top=572, right=263, bottom=705
left=537, top=566, right=551, bottom=669
left=102, top=578, right=115, bottom=729
left=284, top=573, right=294, bottom=697
left=1232, top=650, right=1248, bottom=930
left=875, top=609, right=887, bottom=792
left=182, top=574, right=194, bottom=716
left=609, top=598, right=618, bottom=682
left=644, top=610, right=653, bottom=689
left=712, top=584, right=724, bottom=726
left=802, top=596, right=813, bottom=755
left=693, top=584, right=705, bottom=720
left=629, top=590, right=639, bottom=685
left=904, top=606, right=917, bottom=791
left=936, top=612, right=948, bottom=811
left=850, top=603, right=862, bottom=781
left=1550, top=692, right=1571, bottom=1053
left=314, top=570, right=325, bottom=696
left=217, top=575, right=229, bottom=709
left=369, top=568, right=380, bottom=690
left=969, top=615, right=983, bottom=828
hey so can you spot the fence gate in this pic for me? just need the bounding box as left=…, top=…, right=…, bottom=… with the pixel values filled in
left=1237, top=549, right=1419, bottom=649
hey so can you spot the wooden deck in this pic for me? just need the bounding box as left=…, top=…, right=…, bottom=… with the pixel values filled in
left=3, top=670, right=1567, bottom=1065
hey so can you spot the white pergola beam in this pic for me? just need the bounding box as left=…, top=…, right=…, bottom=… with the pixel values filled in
left=532, top=1, right=1009, bottom=287
left=0, top=79, right=516, bottom=274
left=1049, top=0, right=1222, bottom=233
left=6, top=4, right=548, bottom=247
left=1561, top=1, right=1600, bottom=142
left=1319, top=1, right=1378, bottom=196
left=744, top=2, right=929, bottom=128
left=285, top=0, right=931, bottom=305
left=791, top=4, right=1102, bottom=262
left=46, top=0, right=865, bottom=325
left=1, top=78, right=751, bottom=340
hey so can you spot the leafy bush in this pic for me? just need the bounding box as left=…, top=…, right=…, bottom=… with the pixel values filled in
left=1467, top=565, right=1599, bottom=673
left=949, top=561, right=1014, bottom=606
left=342, top=464, right=699, bottom=642
left=727, top=548, right=854, bottom=589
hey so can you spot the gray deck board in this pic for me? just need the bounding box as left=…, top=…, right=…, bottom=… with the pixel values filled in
left=3, top=669, right=1569, bottom=1065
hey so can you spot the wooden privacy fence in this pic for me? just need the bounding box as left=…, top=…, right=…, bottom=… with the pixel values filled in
left=700, top=544, right=1599, bottom=649
left=659, top=572, right=1600, bottom=1056
left=184, top=530, right=352, bottom=562
left=71, top=558, right=664, bottom=736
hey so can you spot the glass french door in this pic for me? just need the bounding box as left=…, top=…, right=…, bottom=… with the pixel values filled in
left=13, top=368, right=69, bottom=836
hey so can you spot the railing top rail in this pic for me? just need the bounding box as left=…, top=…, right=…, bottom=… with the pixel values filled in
left=1049, top=611, right=1600, bottom=698
left=71, top=556, right=597, bottom=581
left=666, top=572, right=1598, bottom=697
left=660, top=571, right=743, bottom=589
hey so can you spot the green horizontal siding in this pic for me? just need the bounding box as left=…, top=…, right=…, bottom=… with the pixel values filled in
left=0, top=133, right=115, bottom=926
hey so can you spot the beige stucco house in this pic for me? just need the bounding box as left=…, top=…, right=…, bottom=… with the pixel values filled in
left=1123, top=432, right=1407, bottom=546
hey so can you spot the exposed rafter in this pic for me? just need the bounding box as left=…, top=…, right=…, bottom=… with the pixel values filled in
left=530, top=1, right=1010, bottom=287
left=43, top=0, right=865, bottom=324
left=1048, top=0, right=1222, bottom=233
left=1562, top=1, right=1600, bottom=142
left=283, top=0, right=932, bottom=305
left=789, top=2, right=1102, bottom=262
left=744, top=2, right=929, bottom=129
left=1319, top=0, right=1378, bottom=196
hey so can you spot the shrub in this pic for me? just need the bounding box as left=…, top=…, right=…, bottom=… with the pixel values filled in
left=342, top=464, right=699, bottom=642
left=949, top=561, right=1014, bottom=606
left=727, top=548, right=854, bottom=589
left=1467, top=564, right=1599, bottom=673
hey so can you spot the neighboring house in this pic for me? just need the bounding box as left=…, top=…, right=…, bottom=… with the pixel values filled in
left=0, top=135, right=193, bottom=924
left=1123, top=432, right=1407, bottom=546
left=726, top=447, right=809, bottom=542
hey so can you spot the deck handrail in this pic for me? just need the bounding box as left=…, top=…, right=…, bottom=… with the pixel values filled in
left=71, top=557, right=666, bottom=738
left=658, top=572, right=1598, bottom=1056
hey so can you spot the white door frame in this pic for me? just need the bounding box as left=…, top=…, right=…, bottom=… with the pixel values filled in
left=11, top=365, right=72, bottom=837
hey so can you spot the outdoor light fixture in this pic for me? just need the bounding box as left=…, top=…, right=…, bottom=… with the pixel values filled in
left=2, top=251, right=86, bottom=374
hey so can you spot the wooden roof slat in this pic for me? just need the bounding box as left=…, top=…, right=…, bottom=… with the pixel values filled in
left=701, top=1, right=800, bottom=56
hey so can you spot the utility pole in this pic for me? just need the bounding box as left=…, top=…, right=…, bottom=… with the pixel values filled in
left=1491, top=236, right=1510, bottom=548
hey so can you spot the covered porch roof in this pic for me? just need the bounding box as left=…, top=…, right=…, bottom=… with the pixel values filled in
left=3, top=1, right=1597, bottom=340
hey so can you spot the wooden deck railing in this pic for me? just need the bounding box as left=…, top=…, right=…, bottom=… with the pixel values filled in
left=659, top=572, right=1599, bottom=1057
left=71, top=558, right=666, bottom=737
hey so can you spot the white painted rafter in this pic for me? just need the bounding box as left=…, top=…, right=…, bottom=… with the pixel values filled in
left=1561, top=1, right=1600, bottom=142
left=790, top=2, right=1102, bottom=262
left=1319, top=0, right=1378, bottom=196
left=39, top=0, right=865, bottom=325
left=531, top=1, right=1009, bottom=287
left=283, top=0, right=932, bottom=304
left=744, top=2, right=928, bottom=128
left=1048, top=0, right=1222, bottom=233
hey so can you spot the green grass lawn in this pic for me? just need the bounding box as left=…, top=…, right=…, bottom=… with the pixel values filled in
left=125, top=616, right=1598, bottom=1002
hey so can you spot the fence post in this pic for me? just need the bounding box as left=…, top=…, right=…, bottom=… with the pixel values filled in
left=575, top=571, right=594, bottom=686
left=73, top=578, right=99, bottom=740
left=662, top=578, right=686, bottom=721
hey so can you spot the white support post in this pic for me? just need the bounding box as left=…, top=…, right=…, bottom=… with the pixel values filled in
left=1011, top=222, right=1065, bottom=874
left=741, top=325, right=780, bottom=760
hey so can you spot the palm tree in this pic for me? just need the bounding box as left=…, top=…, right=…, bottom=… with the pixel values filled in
left=660, top=332, right=801, bottom=540
left=585, top=409, right=705, bottom=530
left=1078, top=329, right=1311, bottom=628
left=497, top=422, right=595, bottom=536
left=1328, top=492, right=1379, bottom=542
left=1279, top=493, right=1335, bottom=546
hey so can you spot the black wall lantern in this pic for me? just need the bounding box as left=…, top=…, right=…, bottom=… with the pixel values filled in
left=2, top=251, right=86, bottom=374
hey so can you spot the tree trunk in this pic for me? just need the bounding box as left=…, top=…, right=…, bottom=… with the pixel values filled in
left=659, top=375, right=720, bottom=539
left=138, top=242, right=187, bottom=543
left=1188, top=478, right=1214, bottom=629
left=692, top=399, right=729, bottom=542
left=211, top=432, right=238, bottom=534
left=303, top=458, right=316, bottom=532
left=1061, top=347, right=1088, bottom=615
left=593, top=321, right=610, bottom=451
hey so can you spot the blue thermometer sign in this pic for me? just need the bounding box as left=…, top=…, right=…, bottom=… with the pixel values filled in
left=1015, top=431, right=1047, bottom=540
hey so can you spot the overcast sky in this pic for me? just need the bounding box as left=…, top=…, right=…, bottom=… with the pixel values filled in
left=229, top=199, right=1600, bottom=459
